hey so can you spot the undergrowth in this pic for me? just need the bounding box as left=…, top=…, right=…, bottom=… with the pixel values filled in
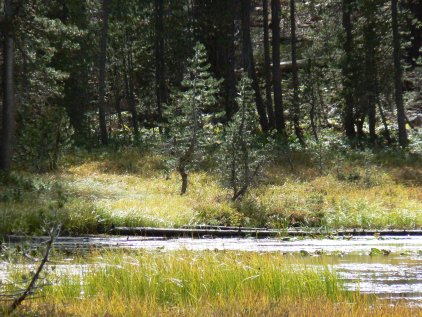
left=0, top=145, right=421, bottom=235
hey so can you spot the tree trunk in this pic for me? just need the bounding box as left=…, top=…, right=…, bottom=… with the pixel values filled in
left=378, top=103, right=392, bottom=144
left=309, top=61, right=318, bottom=141
left=98, top=0, right=110, bottom=145
left=363, top=13, right=377, bottom=143
left=222, top=4, right=238, bottom=121
left=115, top=95, right=123, bottom=129
left=155, top=0, right=168, bottom=122
left=127, top=41, right=140, bottom=139
left=179, top=166, right=188, bottom=195
left=0, top=0, right=15, bottom=171
left=392, top=0, right=408, bottom=147
left=271, top=0, right=286, bottom=134
left=233, top=186, right=248, bottom=201
left=341, top=0, right=356, bottom=139
left=356, top=114, right=365, bottom=139
left=241, top=0, right=269, bottom=133
left=263, top=0, right=275, bottom=129
left=290, top=0, right=304, bottom=144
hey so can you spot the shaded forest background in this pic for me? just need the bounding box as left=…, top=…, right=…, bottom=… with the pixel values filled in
left=0, top=0, right=421, bottom=173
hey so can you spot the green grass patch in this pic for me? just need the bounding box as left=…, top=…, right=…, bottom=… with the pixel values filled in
left=42, top=250, right=347, bottom=304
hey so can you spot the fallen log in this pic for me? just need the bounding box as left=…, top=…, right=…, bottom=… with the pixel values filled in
left=107, top=227, right=422, bottom=238
left=4, top=228, right=422, bottom=243
left=279, top=59, right=307, bottom=72
left=257, top=59, right=308, bottom=74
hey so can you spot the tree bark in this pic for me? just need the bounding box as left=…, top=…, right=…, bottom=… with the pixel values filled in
left=378, top=103, right=392, bottom=144
left=263, top=0, right=275, bottom=129
left=127, top=40, right=140, bottom=139
left=241, top=0, right=269, bottom=133
left=111, top=65, right=124, bottom=129
left=363, top=10, right=377, bottom=143
left=0, top=0, right=15, bottom=171
left=306, top=60, right=319, bottom=141
left=155, top=0, right=168, bottom=122
left=392, top=0, right=408, bottom=147
left=271, top=0, right=286, bottom=134
left=290, top=0, right=304, bottom=144
left=341, top=0, right=356, bottom=140
left=98, top=0, right=110, bottom=145
left=222, top=4, right=238, bottom=121
left=178, top=166, right=188, bottom=195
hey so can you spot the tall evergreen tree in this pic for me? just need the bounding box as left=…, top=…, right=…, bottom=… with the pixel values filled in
left=98, top=0, right=110, bottom=145
left=263, top=0, right=275, bottom=129
left=219, top=74, right=268, bottom=201
left=155, top=0, right=167, bottom=122
left=165, top=43, right=220, bottom=194
left=290, top=0, right=304, bottom=144
left=0, top=0, right=15, bottom=171
left=362, top=1, right=378, bottom=143
left=392, top=0, right=408, bottom=147
left=271, top=0, right=286, bottom=134
left=241, top=0, right=269, bottom=132
left=341, top=0, right=356, bottom=140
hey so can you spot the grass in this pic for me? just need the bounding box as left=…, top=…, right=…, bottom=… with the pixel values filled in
left=48, top=250, right=345, bottom=302
left=1, top=250, right=420, bottom=317
left=0, top=145, right=421, bottom=235
left=23, top=297, right=419, bottom=317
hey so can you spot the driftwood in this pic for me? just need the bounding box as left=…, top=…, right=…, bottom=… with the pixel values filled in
left=6, top=226, right=59, bottom=315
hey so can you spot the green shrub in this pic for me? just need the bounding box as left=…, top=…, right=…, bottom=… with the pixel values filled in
left=194, top=202, right=243, bottom=226
left=17, top=106, right=73, bottom=172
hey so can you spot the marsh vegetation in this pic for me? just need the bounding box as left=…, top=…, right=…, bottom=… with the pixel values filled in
left=1, top=248, right=421, bottom=317
left=0, top=146, right=421, bottom=236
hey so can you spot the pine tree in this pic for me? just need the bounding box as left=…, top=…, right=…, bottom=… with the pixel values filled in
left=0, top=0, right=15, bottom=171
left=219, top=74, right=269, bottom=201
left=392, top=0, right=408, bottom=147
left=98, top=0, right=110, bottom=145
left=165, top=42, right=221, bottom=194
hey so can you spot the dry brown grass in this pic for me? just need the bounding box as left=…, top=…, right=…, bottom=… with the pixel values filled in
left=10, top=296, right=421, bottom=317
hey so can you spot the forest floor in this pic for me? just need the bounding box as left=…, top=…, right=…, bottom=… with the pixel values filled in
left=0, top=146, right=421, bottom=235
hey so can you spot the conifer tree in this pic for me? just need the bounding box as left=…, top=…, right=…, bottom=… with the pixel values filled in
left=219, top=75, right=269, bottom=201
left=165, top=42, right=220, bottom=194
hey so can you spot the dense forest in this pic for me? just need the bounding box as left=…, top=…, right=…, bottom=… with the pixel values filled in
left=0, top=0, right=421, bottom=170
left=0, top=0, right=421, bottom=234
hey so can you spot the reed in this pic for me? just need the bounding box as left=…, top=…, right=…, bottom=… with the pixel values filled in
left=2, top=250, right=419, bottom=317
left=46, top=250, right=346, bottom=303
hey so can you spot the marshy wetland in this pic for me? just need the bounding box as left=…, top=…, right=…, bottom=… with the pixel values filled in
left=1, top=235, right=421, bottom=316
left=1, top=149, right=421, bottom=316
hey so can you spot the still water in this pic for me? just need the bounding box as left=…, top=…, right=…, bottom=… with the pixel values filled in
left=2, top=235, right=421, bottom=305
